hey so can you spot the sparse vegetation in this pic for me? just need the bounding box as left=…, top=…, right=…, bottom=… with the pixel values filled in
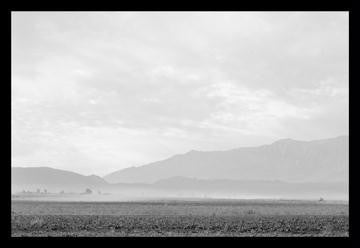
left=84, top=188, right=92, bottom=194
left=11, top=214, right=349, bottom=237
left=11, top=200, right=348, bottom=237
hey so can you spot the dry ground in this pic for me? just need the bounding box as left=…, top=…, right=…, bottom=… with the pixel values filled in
left=11, top=199, right=349, bottom=237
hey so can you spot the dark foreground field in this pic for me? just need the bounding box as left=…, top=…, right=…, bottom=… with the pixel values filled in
left=11, top=200, right=349, bottom=237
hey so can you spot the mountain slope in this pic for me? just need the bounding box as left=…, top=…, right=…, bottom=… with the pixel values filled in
left=11, top=167, right=108, bottom=192
left=104, top=136, right=349, bottom=184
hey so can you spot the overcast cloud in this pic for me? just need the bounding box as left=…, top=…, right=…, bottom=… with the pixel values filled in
left=11, top=12, right=349, bottom=176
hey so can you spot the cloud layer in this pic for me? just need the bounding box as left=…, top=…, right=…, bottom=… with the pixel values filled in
left=12, top=12, right=349, bottom=175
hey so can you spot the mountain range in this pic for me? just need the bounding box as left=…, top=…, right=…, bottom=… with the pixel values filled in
left=104, top=135, right=349, bottom=184
left=11, top=136, right=349, bottom=200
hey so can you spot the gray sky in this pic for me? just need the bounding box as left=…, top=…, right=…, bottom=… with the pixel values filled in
left=11, top=12, right=349, bottom=176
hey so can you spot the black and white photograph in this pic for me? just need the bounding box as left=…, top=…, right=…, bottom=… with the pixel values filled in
left=11, top=11, right=349, bottom=237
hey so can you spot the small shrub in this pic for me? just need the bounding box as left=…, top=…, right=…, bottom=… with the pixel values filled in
left=246, top=209, right=256, bottom=215
left=29, top=216, right=45, bottom=228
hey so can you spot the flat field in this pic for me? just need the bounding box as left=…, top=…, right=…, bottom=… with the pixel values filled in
left=11, top=199, right=349, bottom=237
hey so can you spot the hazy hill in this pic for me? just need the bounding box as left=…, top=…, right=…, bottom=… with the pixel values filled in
left=104, top=136, right=349, bottom=184
left=150, top=176, right=348, bottom=199
left=11, top=167, right=108, bottom=193
left=11, top=167, right=348, bottom=200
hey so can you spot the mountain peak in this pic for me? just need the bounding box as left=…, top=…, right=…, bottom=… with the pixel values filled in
left=271, top=138, right=298, bottom=145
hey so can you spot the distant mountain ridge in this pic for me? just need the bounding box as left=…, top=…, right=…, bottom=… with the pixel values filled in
left=104, top=136, right=349, bottom=184
left=150, top=176, right=347, bottom=199
left=11, top=167, right=108, bottom=192
left=11, top=159, right=348, bottom=200
left=152, top=176, right=347, bottom=190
